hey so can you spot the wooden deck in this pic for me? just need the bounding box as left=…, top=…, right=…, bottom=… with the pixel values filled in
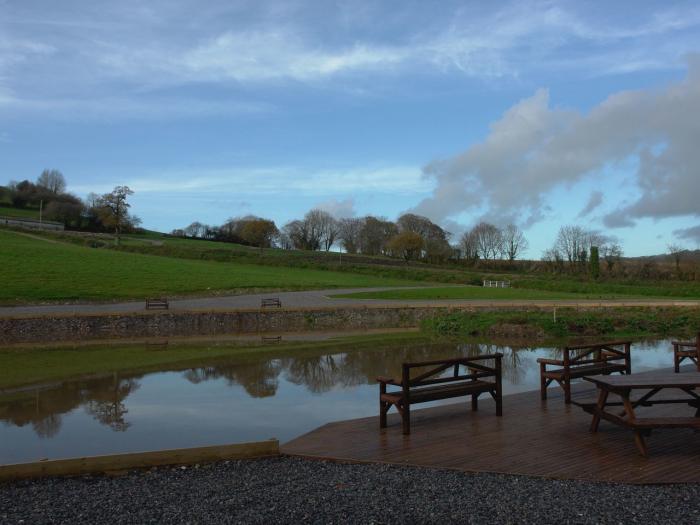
left=283, top=370, right=700, bottom=484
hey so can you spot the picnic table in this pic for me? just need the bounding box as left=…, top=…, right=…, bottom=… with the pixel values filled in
left=582, top=372, right=700, bottom=456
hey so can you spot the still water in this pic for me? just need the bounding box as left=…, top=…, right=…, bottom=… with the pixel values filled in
left=0, top=338, right=675, bottom=464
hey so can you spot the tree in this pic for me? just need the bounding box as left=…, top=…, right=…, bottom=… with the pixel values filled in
left=667, top=243, right=685, bottom=274
left=359, top=216, right=398, bottom=256
left=314, top=210, right=340, bottom=251
left=397, top=213, right=451, bottom=262
left=602, top=243, right=623, bottom=273
left=460, top=230, right=479, bottom=262
left=44, top=199, right=84, bottom=228
left=387, top=231, right=424, bottom=261
left=37, top=169, right=66, bottom=194
left=338, top=218, right=364, bottom=254
left=239, top=218, right=279, bottom=251
left=589, top=246, right=600, bottom=279
left=97, top=186, right=135, bottom=244
left=470, top=222, right=503, bottom=260
left=502, top=224, right=529, bottom=260
left=184, top=221, right=205, bottom=238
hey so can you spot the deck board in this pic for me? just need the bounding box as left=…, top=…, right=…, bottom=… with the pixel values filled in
left=283, top=371, right=700, bottom=484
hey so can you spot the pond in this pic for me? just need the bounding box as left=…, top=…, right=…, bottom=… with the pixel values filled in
left=0, top=337, right=676, bottom=464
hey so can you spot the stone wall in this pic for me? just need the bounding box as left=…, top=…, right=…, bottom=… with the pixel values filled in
left=0, top=306, right=467, bottom=345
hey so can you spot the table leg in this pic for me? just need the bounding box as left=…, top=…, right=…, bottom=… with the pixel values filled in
left=620, top=391, right=649, bottom=457
left=590, top=387, right=609, bottom=432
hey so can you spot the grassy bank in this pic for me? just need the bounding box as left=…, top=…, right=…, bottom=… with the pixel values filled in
left=0, top=332, right=429, bottom=390
left=332, top=286, right=652, bottom=301
left=0, top=230, right=422, bottom=304
left=422, top=307, right=700, bottom=341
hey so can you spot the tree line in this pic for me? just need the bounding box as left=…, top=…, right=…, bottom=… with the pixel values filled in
left=174, top=210, right=533, bottom=264
left=1, top=170, right=141, bottom=238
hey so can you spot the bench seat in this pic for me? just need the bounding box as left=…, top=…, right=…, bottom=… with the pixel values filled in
left=378, top=354, right=503, bottom=435
left=380, top=380, right=496, bottom=405
left=538, top=341, right=632, bottom=404
left=543, top=362, right=627, bottom=380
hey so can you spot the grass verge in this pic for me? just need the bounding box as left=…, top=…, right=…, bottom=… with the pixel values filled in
left=422, top=307, right=700, bottom=341
left=330, top=286, right=654, bottom=301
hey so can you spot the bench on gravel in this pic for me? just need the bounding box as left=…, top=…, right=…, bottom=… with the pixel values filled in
left=538, top=341, right=631, bottom=404
left=260, top=297, right=282, bottom=308
left=377, top=354, right=503, bottom=435
left=145, top=297, right=169, bottom=310
left=672, top=333, right=700, bottom=372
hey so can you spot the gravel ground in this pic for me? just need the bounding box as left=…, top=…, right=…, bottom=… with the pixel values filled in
left=1, top=457, right=699, bottom=524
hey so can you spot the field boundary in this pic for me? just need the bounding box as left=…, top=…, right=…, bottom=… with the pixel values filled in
left=0, top=440, right=279, bottom=482
left=2, top=304, right=700, bottom=344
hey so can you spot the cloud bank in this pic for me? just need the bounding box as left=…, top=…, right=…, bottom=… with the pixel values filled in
left=414, top=55, right=700, bottom=230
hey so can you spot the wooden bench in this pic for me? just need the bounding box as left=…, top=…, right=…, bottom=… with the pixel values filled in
left=538, top=341, right=631, bottom=404
left=260, top=297, right=282, bottom=308
left=145, top=298, right=169, bottom=310
left=673, top=333, right=700, bottom=372
left=377, top=354, right=503, bottom=435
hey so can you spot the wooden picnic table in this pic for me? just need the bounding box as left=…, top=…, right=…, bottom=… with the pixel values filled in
left=582, top=372, right=700, bottom=456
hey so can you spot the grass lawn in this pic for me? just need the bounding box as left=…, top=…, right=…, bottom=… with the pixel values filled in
left=0, top=205, right=40, bottom=219
left=331, top=286, right=658, bottom=301
left=0, top=229, right=422, bottom=304
left=0, top=332, right=427, bottom=389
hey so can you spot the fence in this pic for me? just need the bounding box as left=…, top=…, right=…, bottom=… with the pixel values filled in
left=483, top=280, right=511, bottom=288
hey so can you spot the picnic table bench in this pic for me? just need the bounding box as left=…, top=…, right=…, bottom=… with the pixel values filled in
left=377, top=354, right=503, bottom=435
left=260, top=297, right=282, bottom=308
left=538, top=341, right=631, bottom=403
left=581, top=372, right=700, bottom=457
left=145, top=297, right=169, bottom=310
left=673, top=333, right=700, bottom=372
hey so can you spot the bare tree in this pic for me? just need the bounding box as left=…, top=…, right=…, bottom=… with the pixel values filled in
left=338, top=217, right=364, bottom=254
left=97, top=186, right=136, bottom=244
left=601, top=242, right=623, bottom=272
left=359, top=216, right=398, bottom=256
left=460, top=230, right=479, bottom=262
left=667, top=243, right=685, bottom=273
left=471, top=222, right=503, bottom=260
left=312, top=209, right=340, bottom=251
left=37, top=169, right=66, bottom=194
left=184, top=221, right=205, bottom=238
left=502, top=224, right=529, bottom=260
left=554, top=225, right=589, bottom=263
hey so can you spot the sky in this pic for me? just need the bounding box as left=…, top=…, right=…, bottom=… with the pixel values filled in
left=1, top=0, right=699, bottom=257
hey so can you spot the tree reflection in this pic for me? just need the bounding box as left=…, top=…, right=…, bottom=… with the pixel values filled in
left=84, top=375, right=140, bottom=432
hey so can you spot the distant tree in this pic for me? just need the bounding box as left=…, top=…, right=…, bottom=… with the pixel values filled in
left=502, top=224, right=529, bottom=261
left=387, top=231, right=424, bottom=261
left=37, top=169, right=66, bottom=194
left=459, top=230, right=479, bottom=262
left=359, top=216, right=398, bottom=256
left=184, top=221, right=205, bottom=238
left=97, top=186, right=135, bottom=244
left=338, top=218, right=364, bottom=254
left=314, top=210, right=340, bottom=251
left=44, top=199, right=84, bottom=228
left=602, top=243, right=623, bottom=273
left=239, top=218, right=279, bottom=251
left=471, top=222, right=503, bottom=260
left=667, top=243, right=685, bottom=274
left=589, top=246, right=600, bottom=279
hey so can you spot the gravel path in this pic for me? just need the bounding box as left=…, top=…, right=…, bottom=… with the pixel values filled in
left=1, top=457, right=699, bottom=524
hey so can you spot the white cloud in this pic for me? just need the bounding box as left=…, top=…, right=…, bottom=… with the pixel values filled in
left=315, top=198, right=356, bottom=219
left=71, top=165, right=431, bottom=197
left=414, top=55, right=700, bottom=229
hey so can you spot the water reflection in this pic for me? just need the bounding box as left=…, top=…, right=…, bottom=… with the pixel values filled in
left=0, top=338, right=674, bottom=462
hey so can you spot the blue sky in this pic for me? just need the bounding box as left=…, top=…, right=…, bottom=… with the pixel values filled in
left=1, top=0, right=699, bottom=256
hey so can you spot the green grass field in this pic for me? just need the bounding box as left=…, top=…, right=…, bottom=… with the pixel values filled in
left=0, top=205, right=40, bottom=219
left=0, top=229, right=421, bottom=304
left=331, top=286, right=655, bottom=301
